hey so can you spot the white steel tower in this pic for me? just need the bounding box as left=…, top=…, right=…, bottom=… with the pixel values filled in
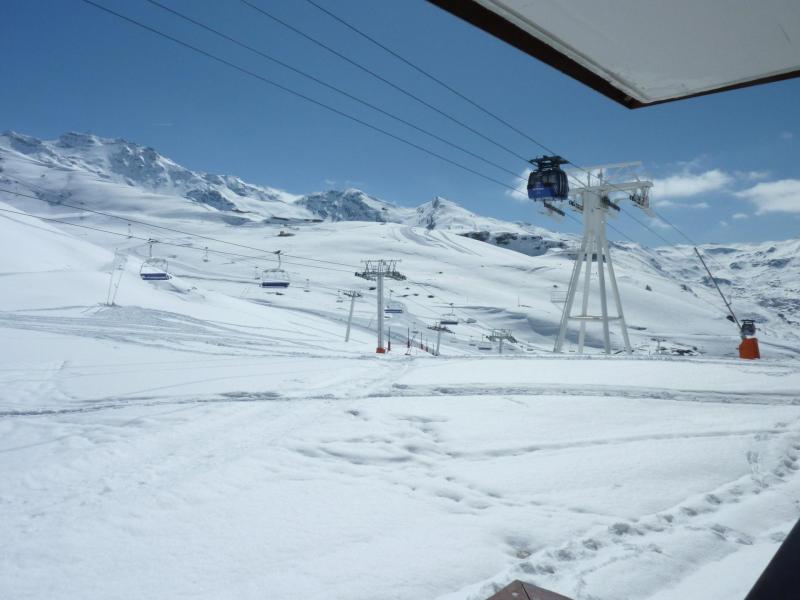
left=355, top=259, right=405, bottom=353
left=553, top=166, right=652, bottom=354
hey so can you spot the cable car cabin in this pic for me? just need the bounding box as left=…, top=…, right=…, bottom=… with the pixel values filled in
left=260, top=268, right=290, bottom=289
left=139, top=258, right=171, bottom=281
left=384, top=303, right=403, bottom=314
left=527, top=156, right=569, bottom=202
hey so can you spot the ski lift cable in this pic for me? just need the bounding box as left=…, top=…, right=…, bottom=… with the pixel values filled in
left=0, top=180, right=355, bottom=268
left=523, top=181, right=731, bottom=312
left=28, top=8, right=706, bottom=287
left=239, top=0, right=531, bottom=165
left=297, top=0, right=715, bottom=261
left=88, top=0, right=701, bottom=262
left=0, top=185, right=357, bottom=271
left=0, top=203, right=354, bottom=273
left=141, top=0, right=522, bottom=180
left=0, top=202, right=374, bottom=297
left=73, top=3, right=639, bottom=255
left=78, top=0, right=521, bottom=194
left=4, top=184, right=724, bottom=319
left=300, top=0, right=564, bottom=160
left=404, top=280, right=487, bottom=334
left=616, top=205, right=728, bottom=285
left=5, top=183, right=547, bottom=314
left=4, top=179, right=633, bottom=297
left=647, top=206, right=729, bottom=272
left=561, top=207, right=732, bottom=315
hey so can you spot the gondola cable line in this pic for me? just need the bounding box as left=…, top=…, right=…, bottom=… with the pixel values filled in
left=78, top=0, right=522, bottom=195
left=56, top=5, right=704, bottom=267
left=0, top=185, right=358, bottom=272
left=294, top=0, right=726, bottom=275
left=0, top=203, right=355, bottom=274
left=2, top=183, right=723, bottom=325
left=141, top=0, right=521, bottom=180
left=13, top=6, right=722, bottom=317
left=299, top=1, right=708, bottom=238
left=239, top=0, right=531, bottom=165
left=74, top=3, right=649, bottom=258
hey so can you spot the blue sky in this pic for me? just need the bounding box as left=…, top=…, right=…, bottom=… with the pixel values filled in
left=2, top=0, right=798, bottom=244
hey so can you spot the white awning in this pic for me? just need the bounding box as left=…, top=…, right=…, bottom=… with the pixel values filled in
left=429, top=0, right=800, bottom=108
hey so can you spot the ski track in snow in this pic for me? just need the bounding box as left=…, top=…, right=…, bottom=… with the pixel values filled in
left=3, top=354, right=800, bottom=599
left=2, top=132, right=800, bottom=600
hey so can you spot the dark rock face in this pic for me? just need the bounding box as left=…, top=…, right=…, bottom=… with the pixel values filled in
left=459, top=231, right=564, bottom=257
left=296, top=190, right=386, bottom=222
left=186, top=189, right=238, bottom=212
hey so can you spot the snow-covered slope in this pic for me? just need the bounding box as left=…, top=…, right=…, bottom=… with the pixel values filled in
left=2, top=130, right=799, bottom=353
left=2, top=131, right=800, bottom=600
left=0, top=131, right=309, bottom=223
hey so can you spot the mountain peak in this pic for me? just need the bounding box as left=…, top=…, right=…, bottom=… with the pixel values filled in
left=56, top=131, right=103, bottom=149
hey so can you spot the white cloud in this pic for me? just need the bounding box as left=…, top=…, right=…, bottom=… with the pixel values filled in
left=732, top=212, right=748, bottom=220
left=735, top=179, right=800, bottom=214
left=734, top=170, right=769, bottom=181
left=648, top=216, right=671, bottom=230
left=506, top=169, right=530, bottom=202
left=719, top=220, right=729, bottom=228
left=655, top=199, right=709, bottom=210
left=652, top=169, right=732, bottom=199
left=780, top=131, right=794, bottom=141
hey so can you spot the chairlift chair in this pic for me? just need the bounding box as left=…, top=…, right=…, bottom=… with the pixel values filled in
left=139, top=258, right=171, bottom=281
left=440, top=311, right=459, bottom=326
left=260, top=268, right=290, bottom=288
left=440, top=302, right=459, bottom=326
left=384, top=302, right=403, bottom=314
left=261, top=251, right=291, bottom=289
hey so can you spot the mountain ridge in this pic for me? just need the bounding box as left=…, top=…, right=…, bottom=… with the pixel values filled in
left=1, top=130, right=798, bottom=341
left=0, top=131, right=567, bottom=246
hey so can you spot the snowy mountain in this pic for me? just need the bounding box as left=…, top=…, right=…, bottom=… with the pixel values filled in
left=295, top=188, right=404, bottom=223
left=0, top=131, right=307, bottom=222
left=0, top=131, right=564, bottom=241
left=1, top=129, right=799, bottom=351
left=2, top=130, right=800, bottom=600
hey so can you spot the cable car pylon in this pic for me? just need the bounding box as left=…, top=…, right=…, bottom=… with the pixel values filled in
left=529, top=157, right=653, bottom=354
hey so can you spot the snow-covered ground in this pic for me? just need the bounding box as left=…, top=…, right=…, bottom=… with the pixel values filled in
left=1, top=131, right=799, bottom=600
